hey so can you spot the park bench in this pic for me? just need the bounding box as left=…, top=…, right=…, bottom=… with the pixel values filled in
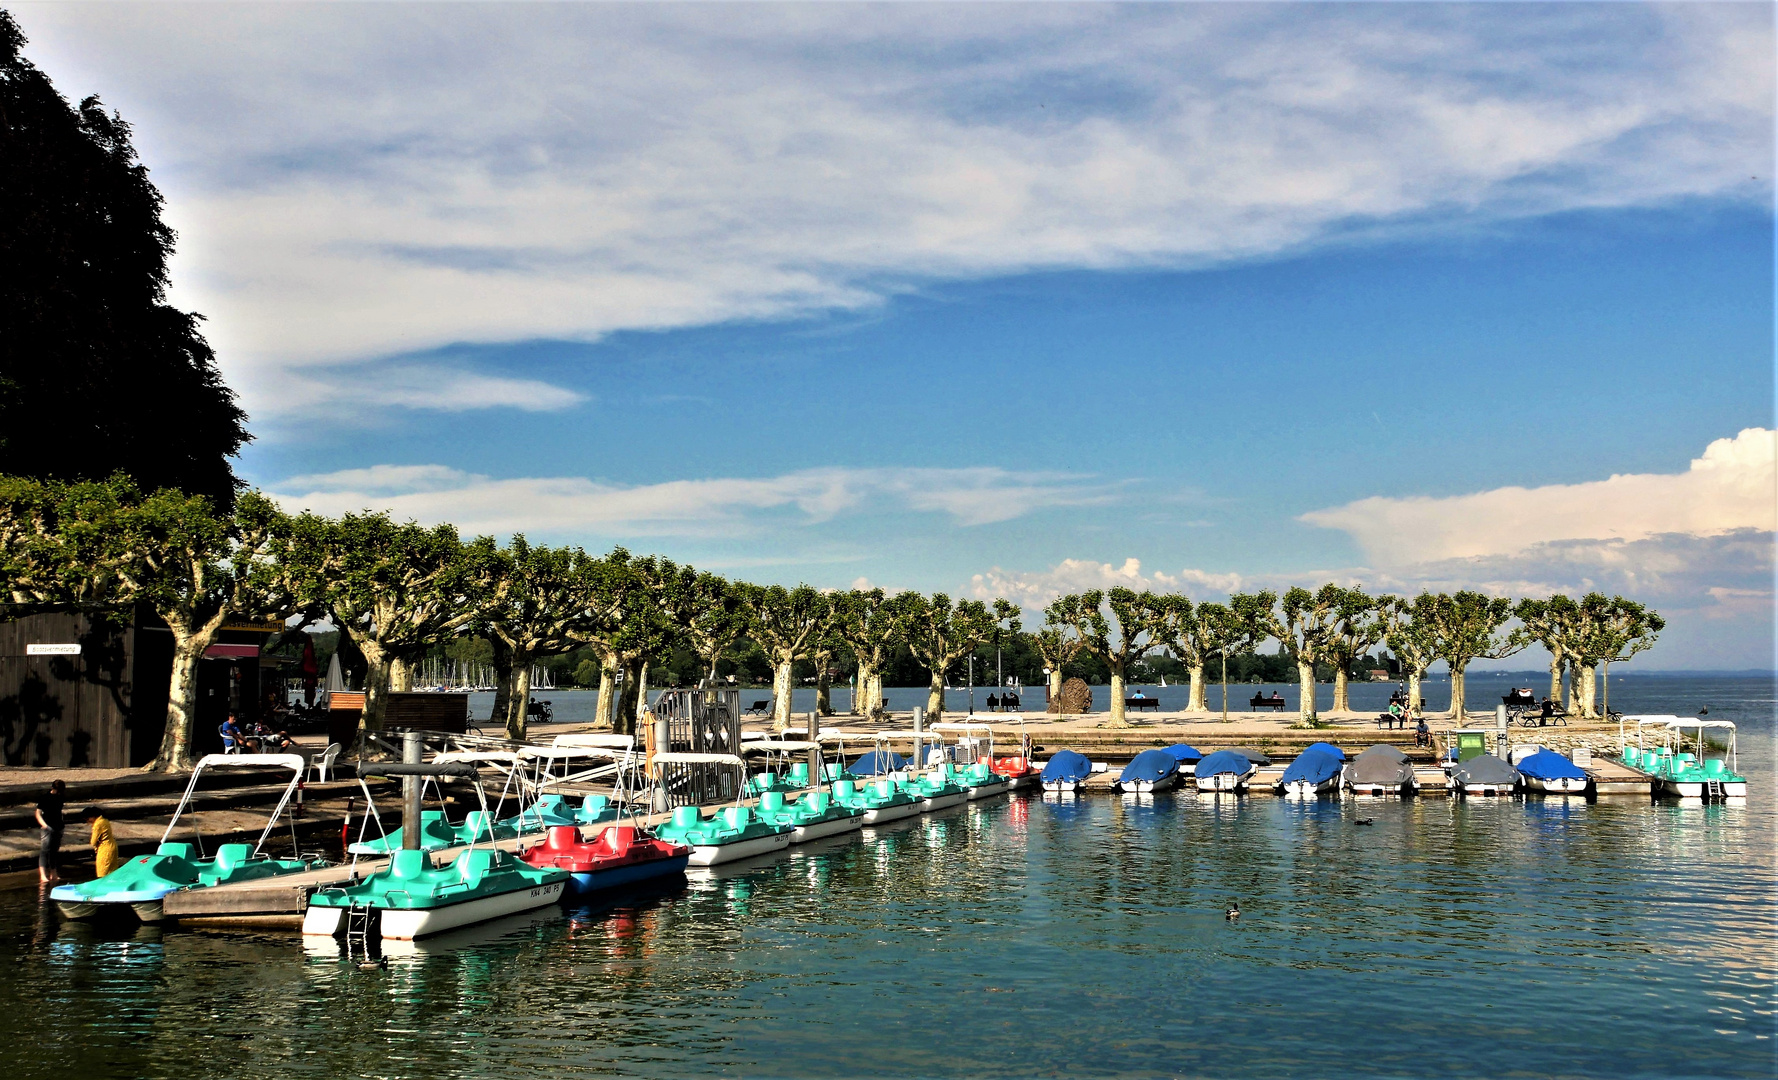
left=745, top=699, right=771, bottom=715
left=1249, top=694, right=1288, bottom=712
left=1123, top=696, right=1160, bottom=712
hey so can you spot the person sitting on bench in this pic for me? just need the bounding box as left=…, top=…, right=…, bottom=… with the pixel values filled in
left=986, top=693, right=1000, bottom=712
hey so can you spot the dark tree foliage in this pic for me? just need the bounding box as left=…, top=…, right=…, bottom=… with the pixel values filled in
left=0, top=12, right=248, bottom=506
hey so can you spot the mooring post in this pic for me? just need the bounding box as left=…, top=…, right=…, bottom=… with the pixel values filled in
left=651, top=711, right=670, bottom=814
left=401, top=729, right=422, bottom=850
left=1494, top=705, right=1509, bottom=758
left=912, top=706, right=924, bottom=770
left=808, top=710, right=823, bottom=794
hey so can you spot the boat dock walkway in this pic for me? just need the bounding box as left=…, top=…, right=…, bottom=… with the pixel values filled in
left=1583, top=758, right=1655, bottom=795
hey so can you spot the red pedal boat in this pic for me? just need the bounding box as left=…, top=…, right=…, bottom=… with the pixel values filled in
left=521, top=825, right=691, bottom=898
left=991, top=755, right=1039, bottom=789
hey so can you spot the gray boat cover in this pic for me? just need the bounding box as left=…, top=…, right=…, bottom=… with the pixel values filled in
left=1225, top=747, right=1273, bottom=766
left=1346, top=745, right=1414, bottom=785
left=1452, top=754, right=1519, bottom=787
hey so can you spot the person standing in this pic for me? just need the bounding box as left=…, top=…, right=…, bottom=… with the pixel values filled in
left=36, top=779, right=65, bottom=885
left=84, top=807, right=121, bottom=878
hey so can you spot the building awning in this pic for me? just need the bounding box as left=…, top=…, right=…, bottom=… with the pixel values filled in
left=203, top=643, right=261, bottom=660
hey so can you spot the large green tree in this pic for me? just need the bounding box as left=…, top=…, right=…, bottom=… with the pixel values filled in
left=1196, top=591, right=1276, bottom=722
left=1381, top=593, right=1438, bottom=713
left=1422, top=591, right=1524, bottom=720
left=894, top=593, right=1008, bottom=721
left=740, top=583, right=831, bottom=731
left=1054, top=588, right=1178, bottom=729
left=832, top=588, right=900, bottom=721
left=1324, top=586, right=1384, bottom=713
left=1514, top=594, right=1581, bottom=708
left=0, top=14, right=248, bottom=506
left=1269, top=585, right=1343, bottom=722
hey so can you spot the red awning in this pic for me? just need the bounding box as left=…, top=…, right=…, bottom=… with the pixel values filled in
left=203, top=644, right=261, bottom=659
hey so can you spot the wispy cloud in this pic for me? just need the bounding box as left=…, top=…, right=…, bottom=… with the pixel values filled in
left=14, top=5, right=1771, bottom=418
left=270, top=463, right=1108, bottom=537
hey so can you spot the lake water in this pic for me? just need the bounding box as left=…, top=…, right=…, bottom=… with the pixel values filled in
left=492, top=670, right=1712, bottom=726
left=3, top=676, right=1772, bottom=1078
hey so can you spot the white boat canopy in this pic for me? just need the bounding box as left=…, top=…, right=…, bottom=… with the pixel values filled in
left=742, top=740, right=821, bottom=752
left=652, top=752, right=746, bottom=766
left=928, top=723, right=994, bottom=733
left=190, top=753, right=307, bottom=774
left=167, top=754, right=310, bottom=852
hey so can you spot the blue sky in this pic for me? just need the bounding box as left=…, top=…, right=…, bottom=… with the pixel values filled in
left=13, top=3, right=1775, bottom=667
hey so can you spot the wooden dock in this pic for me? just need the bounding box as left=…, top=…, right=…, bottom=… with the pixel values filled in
left=1583, top=758, right=1655, bottom=796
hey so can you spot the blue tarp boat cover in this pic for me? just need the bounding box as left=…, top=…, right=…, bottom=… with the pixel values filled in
left=849, top=750, right=907, bottom=776
left=1280, top=749, right=1343, bottom=786
left=1195, top=749, right=1256, bottom=779
left=1119, top=749, right=1179, bottom=784
left=1516, top=749, right=1587, bottom=780
left=1452, top=754, right=1520, bottom=786
left=1226, top=747, right=1273, bottom=766
left=1161, top=743, right=1203, bottom=765
left=1302, top=741, right=1346, bottom=761
left=1040, top=750, right=1094, bottom=783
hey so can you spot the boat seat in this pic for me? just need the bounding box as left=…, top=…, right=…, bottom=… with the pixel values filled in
left=1704, top=759, right=1727, bottom=777
left=832, top=780, right=856, bottom=799
left=595, top=826, right=636, bottom=855
left=457, top=848, right=498, bottom=886
left=579, top=795, right=610, bottom=820
left=722, top=806, right=752, bottom=829
left=759, top=791, right=785, bottom=812
left=156, top=842, right=197, bottom=860
left=875, top=780, right=896, bottom=797
left=532, top=794, right=572, bottom=816
left=460, top=811, right=496, bottom=841
left=390, top=849, right=431, bottom=879
left=788, top=763, right=810, bottom=784
left=212, top=843, right=253, bottom=873
left=670, top=806, right=702, bottom=828
left=804, top=792, right=830, bottom=814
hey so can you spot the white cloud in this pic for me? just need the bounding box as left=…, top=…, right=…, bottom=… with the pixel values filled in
left=11, top=6, right=1771, bottom=418
left=1300, top=428, right=1777, bottom=567
left=268, top=463, right=1106, bottom=537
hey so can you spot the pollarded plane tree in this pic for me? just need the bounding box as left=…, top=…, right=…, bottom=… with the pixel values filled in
left=1268, top=585, right=1344, bottom=723
left=893, top=593, right=1008, bottom=721
left=478, top=536, right=601, bottom=742
left=1032, top=610, right=1086, bottom=709
left=0, top=477, right=292, bottom=771
left=1513, top=594, right=1581, bottom=710
left=1380, top=594, right=1438, bottom=714
left=1054, top=588, right=1179, bottom=730
left=1423, top=591, right=1525, bottom=721
left=608, top=554, right=687, bottom=733
left=1324, top=586, right=1385, bottom=714
left=1162, top=596, right=1211, bottom=713
left=1567, top=593, right=1663, bottom=720
left=679, top=572, right=746, bottom=689
left=741, top=583, right=832, bottom=732
left=282, top=511, right=482, bottom=747
left=1194, top=591, right=1276, bottom=723
left=832, top=589, right=901, bottom=721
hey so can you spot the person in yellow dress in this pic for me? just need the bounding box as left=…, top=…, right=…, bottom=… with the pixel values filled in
left=83, top=807, right=120, bottom=878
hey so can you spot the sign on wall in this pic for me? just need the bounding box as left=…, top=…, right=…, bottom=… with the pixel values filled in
left=26, top=643, right=81, bottom=656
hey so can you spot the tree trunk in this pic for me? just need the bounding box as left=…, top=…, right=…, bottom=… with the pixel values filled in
left=1548, top=654, right=1564, bottom=706
left=595, top=661, right=619, bottom=729
left=772, top=659, right=795, bottom=732
left=507, top=660, right=532, bottom=742
left=705, top=652, right=721, bottom=689
left=489, top=638, right=513, bottom=730
left=1599, top=660, right=1611, bottom=719
left=618, top=656, right=646, bottom=736
left=1331, top=667, right=1350, bottom=713
left=1108, top=665, right=1129, bottom=728
left=1048, top=667, right=1064, bottom=707
left=359, top=639, right=393, bottom=750
left=868, top=671, right=884, bottom=719
left=1186, top=663, right=1207, bottom=712
left=1449, top=663, right=1468, bottom=722
left=148, top=631, right=206, bottom=771
left=1408, top=668, right=1423, bottom=713
left=815, top=657, right=832, bottom=717
left=1296, top=659, right=1316, bottom=721
left=855, top=662, right=878, bottom=718
left=389, top=655, right=412, bottom=693
left=1576, top=663, right=1598, bottom=719
left=926, top=669, right=945, bottom=721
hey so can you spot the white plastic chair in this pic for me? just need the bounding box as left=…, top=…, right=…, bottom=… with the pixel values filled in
left=309, top=742, right=341, bottom=782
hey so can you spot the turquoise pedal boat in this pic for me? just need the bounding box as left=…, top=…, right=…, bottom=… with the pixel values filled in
left=654, top=804, right=793, bottom=865
left=901, top=767, right=969, bottom=812
left=831, top=778, right=921, bottom=825
left=305, top=761, right=568, bottom=941
left=348, top=809, right=519, bottom=855
left=956, top=761, right=1012, bottom=801
left=756, top=790, right=865, bottom=842
left=51, top=753, right=323, bottom=923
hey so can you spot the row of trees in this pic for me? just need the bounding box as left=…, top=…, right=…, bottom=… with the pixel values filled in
left=1035, top=585, right=1662, bottom=727
left=0, top=475, right=1663, bottom=770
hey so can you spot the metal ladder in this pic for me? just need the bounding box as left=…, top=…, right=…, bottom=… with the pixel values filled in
left=342, top=903, right=382, bottom=963
left=1705, top=779, right=1723, bottom=800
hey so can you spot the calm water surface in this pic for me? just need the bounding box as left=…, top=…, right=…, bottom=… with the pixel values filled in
left=4, top=677, right=1772, bottom=1079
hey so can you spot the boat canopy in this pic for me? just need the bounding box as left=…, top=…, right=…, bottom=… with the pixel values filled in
left=432, top=751, right=526, bottom=765
left=1453, top=754, right=1520, bottom=786
left=744, top=740, right=821, bottom=752
left=361, top=761, right=484, bottom=780
left=1120, top=748, right=1179, bottom=783
left=1515, top=750, right=1587, bottom=781
left=1346, top=745, right=1414, bottom=785
left=1301, top=741, right=1345, bottom=761
left=1160, top=744, right=1203, bottom=765
left=190, top=753, right=307, bottom=775
left=1195, top=750, right=1256, bottom=779
left=928, top=723, right=994, bottom=733
left=1040, top=750, right=1093, bottom=783
left=1225, top=747, right=1273, bottom=766
left=849, top=750, right=907, bottom=776
left=652, top=752, right=747, bottom=766
left=1279, top=749, right=1342, bottom=786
